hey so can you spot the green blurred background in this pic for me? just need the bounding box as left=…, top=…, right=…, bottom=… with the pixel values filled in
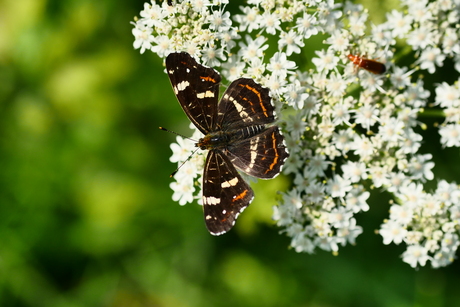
left=1, top=0, right=460, bottom=306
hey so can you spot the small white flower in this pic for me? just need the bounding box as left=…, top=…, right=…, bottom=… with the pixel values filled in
left=371, top=23, right=395, bottom=47
left=354, top=104, right=380, bottom=131
left=305, top=180, right=327, bottom=203
left=170, top=180, right=196, bottom=206
left=273, top=204, right=294, bottom=226
left=332, top=129, right=354, bottom=153
left=406, top=26, right=435, bottom=50
left=328, top=207, right=353, bottom=228
left=307, top=154, right=330, bottom=177
left=405, top=79, right=430, bottom=108
left=408, top=154, right=434, bottom=182
left=386, top=10, right=413, bottom=38
left=189, top=0, right=211, bottom=13
left=398, top=182, right=425, bottom=208
left=350, top=135, right=375, bottom=160
left=132, top=21, right=155, bottom=54
left=284, top=81, right=309, bottom=109
left=399, top=129, right=422, bottom=154
left=221, top=54, right=246, bottom=81
left=418, top=47, right=446, bottom=74
left=390, top=66, right=415, bottom=89
left=233, top=6, right=260, bottom=32
left=439, top=124, right=460, bottom=147
left=337, top=218, right=363, bottom=245
left=348, top=12, right=367, bottom=37
left=170, top=136, right=195, bottom=163
left=359, top=72, right=385, bottom=92
left=326, top=72, right=347, bottom=98
left=151, top=35, right=173, bottom=57
left=345, top=189, right=370, bottom=213
left=267, top=52, right=297, bottom=78
left=325, top=29, right=350, bottom=53
left=278, top=29, right=305, bottom=56
left=296, top=12, right=319, bottom=39
left=368, top=164, right=389, bottom=188
left=442, top=27, right=460, bottom=55
left=386, top=172, right=408, bottom=193
left=378, top=117, right=405, bottom=145
left=431, top=249, right=455, bottom=268
left=285, top=111, right=307, bottom=140
left=315, top=235, right=341, bottom=252
left=317, top=0, right=343, bottom=31
left=246, top=57, right=266, bottom=79
left=407, top=0, right=433, bottom=23
left=327, top=175, right=353, bottom=198
left=331, top=100, right=352, bottom=126
left=437, top=180, right=460, bottom=206
left=389, top=204, right=414, bottom=226
left=434, top=82, right=460, bottom=108
left=238, top=35, right=268, bottom=60
left=208, top=9, right=232, bottom=31
left=259, top=11, right=282, bottom=35
left=402, top=244, right=430, bottom=268
left=380, top=220, right=407, bottom=245
left=341, top=161, right=368, bottom=183
left=282, top=153, right=304, bottom=175
left=303, top=96, right=321, bottom=118
left=312, top=49, right=340, bottom=72
left=292, top=233, right=315, bottom=253
left=140, top=2, right=166, bottom=28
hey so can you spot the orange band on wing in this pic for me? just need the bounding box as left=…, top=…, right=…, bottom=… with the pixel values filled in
left=232, top=190, right=248, bottom=202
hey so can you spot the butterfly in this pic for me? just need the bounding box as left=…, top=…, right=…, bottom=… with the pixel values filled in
left=165, top=52, right=289, bottom=235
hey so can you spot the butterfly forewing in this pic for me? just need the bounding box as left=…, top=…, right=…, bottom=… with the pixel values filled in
left=166, top=52, right=221, bottom=134
left=203, top=151, right=254, bottom=235
left=218, top=78, right=276, bottom=130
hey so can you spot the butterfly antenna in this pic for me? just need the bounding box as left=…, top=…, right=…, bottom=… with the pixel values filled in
left=159, top=126, right=197, bottom=142
left=169, top=147, right=200, bottom=177
left=159, top=127, right=199, bottom=177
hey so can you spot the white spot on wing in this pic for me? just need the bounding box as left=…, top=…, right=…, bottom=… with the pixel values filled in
left=177, top=80, right=190, bottom=92
left=197, top=90, right=215, bottom=99
left=221, top=177, right=239, bottom=188
left=245, top=138, right=259, bottom=173
left=204, top=196, right=220, bottom=205
left=226, top=95, right=250, bottom=120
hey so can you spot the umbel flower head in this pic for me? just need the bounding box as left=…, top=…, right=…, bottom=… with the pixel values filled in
left=132, top=0, right=460, bottom=268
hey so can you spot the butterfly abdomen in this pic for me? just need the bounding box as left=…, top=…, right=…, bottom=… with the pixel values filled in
left=230, top=124, right=266, bottom=141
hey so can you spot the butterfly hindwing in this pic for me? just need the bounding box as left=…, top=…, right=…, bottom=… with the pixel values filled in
left=226, top=126, right=289, bottom=179
left=166, top=52, right=221, bottom=134
left=217, top=78, right=276, bottom=130
left=202, top=150, right=254, bottom=235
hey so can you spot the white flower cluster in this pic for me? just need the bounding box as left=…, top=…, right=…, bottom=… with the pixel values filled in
left=132, top=0, right=460, bottom=268
left=436, top=80, right=460, bottom=147
left=382, top=180, right=460, bottom=268
left=131, top=0, right=234, bottom=62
